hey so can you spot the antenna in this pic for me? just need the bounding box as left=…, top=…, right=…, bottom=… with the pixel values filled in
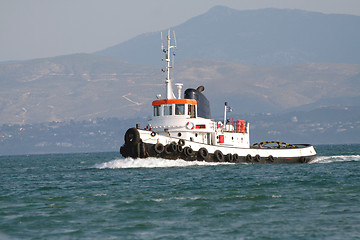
left=161, top=29, right=177, bottom=99
left=173, top=30, right=177, bottom=48
left=161, top=32, right=163, bottom=51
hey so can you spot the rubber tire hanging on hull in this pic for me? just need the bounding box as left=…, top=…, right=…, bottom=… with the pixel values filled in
left=214, top=150, right=224, bottom=162
left=198, top=148, right=209, bottom=160
left=226, top=153, right=233, bottom=162
left=177, top=145, right=183, bottom=153
left=165, top=143, right=177, bottom=154
left=246, top=154, right=252, bottom=163
left=183, top=147, right=193, bottom=157
left=267, top=155, right=275, bottom=163
left=233, top=154, right=239, bottom=162
left=154, top=143, right=164, bottom=154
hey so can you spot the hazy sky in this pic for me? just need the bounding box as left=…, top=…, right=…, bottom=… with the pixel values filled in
left=1, top=0, right=360, bottom=62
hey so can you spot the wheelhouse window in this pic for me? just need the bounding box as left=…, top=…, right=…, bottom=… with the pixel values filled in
left=188, top=104, right=196, bottom=118
left=153, top=105, right=160, bottom=116
left=175, top=104, right=185, bottom=115
left=164, top=105, right=172, bottom=115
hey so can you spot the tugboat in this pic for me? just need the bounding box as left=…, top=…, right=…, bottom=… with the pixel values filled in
left=120, top=30, right=316, bottom=164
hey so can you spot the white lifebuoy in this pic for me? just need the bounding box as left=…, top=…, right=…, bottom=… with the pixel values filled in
left=186, top=122, right=194, bottom=130
left=217, top=121, right=223, bottom=129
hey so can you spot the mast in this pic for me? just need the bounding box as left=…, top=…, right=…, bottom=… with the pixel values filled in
left=161, top=29, right=177, bottom=99
left=224, top=102, right=227, bottom=132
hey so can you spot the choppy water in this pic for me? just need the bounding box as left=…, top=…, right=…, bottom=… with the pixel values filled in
left=1, top=144, right=360, bottom=239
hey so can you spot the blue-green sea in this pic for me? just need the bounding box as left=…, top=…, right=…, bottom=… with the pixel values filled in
left=1, top=144, right=360, bottom=239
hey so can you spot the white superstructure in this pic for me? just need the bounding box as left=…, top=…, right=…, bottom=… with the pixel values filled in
left=150, top=30, right=250, bottom=149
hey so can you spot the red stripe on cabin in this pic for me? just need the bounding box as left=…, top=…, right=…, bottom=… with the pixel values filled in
left=152, top=99, right=197, bottom=106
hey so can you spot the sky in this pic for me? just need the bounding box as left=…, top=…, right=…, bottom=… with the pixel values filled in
left=1, top=0, right=360, bottom=62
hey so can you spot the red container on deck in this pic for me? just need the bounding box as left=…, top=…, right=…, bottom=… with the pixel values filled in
left=219, top=135, right=224, bottom=143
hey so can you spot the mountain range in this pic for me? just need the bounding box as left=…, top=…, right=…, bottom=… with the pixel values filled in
left=0, top=53, right=359, bottom=125
left=97, top=6, right=360, bottom=66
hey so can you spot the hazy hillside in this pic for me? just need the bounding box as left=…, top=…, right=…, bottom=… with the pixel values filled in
left=97, top=6, right=360, bottom=66
left=0, top=54, right=161, bottom=124
left=174, top=60, right=360, bottom=114
left=0, top=54, right=359, bottom=125
left=1, top=106, right=358, bottom=155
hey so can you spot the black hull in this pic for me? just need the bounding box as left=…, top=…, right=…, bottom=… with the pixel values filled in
left=120, top=141, right=316, bottom=164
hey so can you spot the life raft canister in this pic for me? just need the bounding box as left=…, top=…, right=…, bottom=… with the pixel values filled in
left=236, top=120, right=246, bottom=133
left=186, top=122, right=194, bottom=130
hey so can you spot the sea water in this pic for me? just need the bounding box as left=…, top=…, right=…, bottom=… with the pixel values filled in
left=0, top=144, right=359, bottom=239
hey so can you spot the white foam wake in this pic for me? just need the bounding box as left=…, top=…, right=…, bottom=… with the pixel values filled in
left=93, top=155, right=360, bottom=169
left=93, top=157, right=234, bottom=169
left=310, top=155, right=360, bottom=164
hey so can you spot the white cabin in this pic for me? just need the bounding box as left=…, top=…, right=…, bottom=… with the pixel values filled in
left=148, top=98, right=250, bottom=148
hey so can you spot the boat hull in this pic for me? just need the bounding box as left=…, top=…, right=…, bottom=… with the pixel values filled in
left=120, top=128, right=317, bottom=164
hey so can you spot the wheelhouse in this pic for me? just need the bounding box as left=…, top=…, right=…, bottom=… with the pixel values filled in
left=152, top=99, right=197, bottom=118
